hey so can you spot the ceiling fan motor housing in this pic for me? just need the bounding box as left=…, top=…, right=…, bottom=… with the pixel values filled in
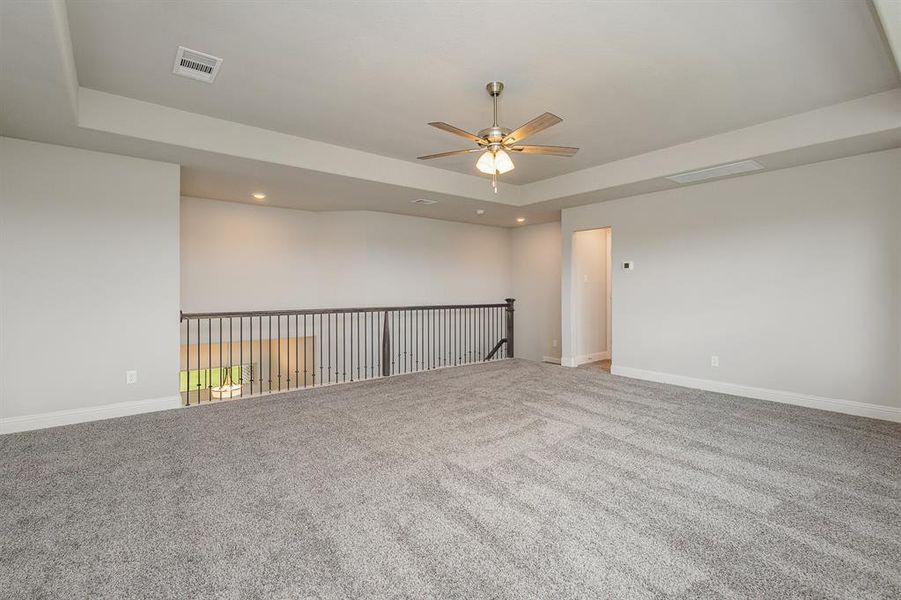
left=477, top=126, right=511, bottom=144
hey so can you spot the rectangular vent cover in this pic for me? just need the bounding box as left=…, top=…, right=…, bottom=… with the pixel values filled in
left=411, top=198, right=438, bottom=205
left=173, top=46, right=222, bottom=83
left=666, top=160, right=763, bottom=184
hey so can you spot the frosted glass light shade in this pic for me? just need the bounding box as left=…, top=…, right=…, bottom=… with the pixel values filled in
left=476, top=149, right=515, bottom=175
left=476, top=151, right=495, bottom=174
left=494, top=150, right=515, bottom=174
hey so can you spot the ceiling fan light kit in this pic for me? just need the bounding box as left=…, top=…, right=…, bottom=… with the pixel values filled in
left=476, top=148, right=514, bottom=175
left=418, top=81, right=579, bottom=191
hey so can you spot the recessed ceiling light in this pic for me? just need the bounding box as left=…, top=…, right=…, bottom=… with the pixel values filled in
left=252, top=193, right=266, bottom=200
left=516, top=217, right=525, bottom=223
left=476, top=209, right=485, bottom=215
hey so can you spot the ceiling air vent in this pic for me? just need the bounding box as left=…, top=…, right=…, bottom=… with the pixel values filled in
left=172, top=46, right=222, bottom=83
left=666, top=160, right=763, bottom=184
left=411, top=198, right=438, bottom=205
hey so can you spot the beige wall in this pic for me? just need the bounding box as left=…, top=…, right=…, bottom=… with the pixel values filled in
left=181, top=197, right=513, bottom=311
left=0, top=138, right=180, bottom=422
left=562, top=148, right=901, bottom=412
left=510, top=222, right=562, bottom=363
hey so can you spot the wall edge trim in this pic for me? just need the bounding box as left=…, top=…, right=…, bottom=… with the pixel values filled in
left=1, top=395, right=183, bottom=434
left=610, top=366, right=901, bottom=423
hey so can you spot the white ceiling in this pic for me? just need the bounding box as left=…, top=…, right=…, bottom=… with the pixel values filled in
left=1, top=1, right=898, bottom=227
left=66, top=0, right=899, bottom=185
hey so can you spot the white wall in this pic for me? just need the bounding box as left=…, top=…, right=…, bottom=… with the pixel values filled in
left=181, top=197, right=512, bottom=311
left=569, top=228, right=609, bottom=365
left=562, top=149, right=901, bottom=415
left=0, top=138, right=180, bottom=426
left=511, top=222, right=562, bottom=362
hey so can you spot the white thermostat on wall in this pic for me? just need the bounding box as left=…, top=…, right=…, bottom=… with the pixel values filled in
left=623, top=261, right=635, bottom=270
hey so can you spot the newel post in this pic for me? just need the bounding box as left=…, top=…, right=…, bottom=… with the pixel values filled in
left=505, top=298, right=515, bottom=358
left=381, top=310, right=391, bottom=376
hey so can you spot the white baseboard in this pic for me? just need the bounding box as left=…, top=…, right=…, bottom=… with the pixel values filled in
left=610, top=366, right=901, bottom=423
left=1, top=395, right=183, bottom=434
left=542, top=356, right=562, bottom=364
left=562, top=351, right=610, bottom=368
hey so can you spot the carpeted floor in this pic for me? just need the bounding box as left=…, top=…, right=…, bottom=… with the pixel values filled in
left=2, top=360, right=900, bottom=598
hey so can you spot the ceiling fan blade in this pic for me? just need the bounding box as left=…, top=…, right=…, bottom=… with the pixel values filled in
left=427, top=122, right=485, bottom=145
left=503, top=112, right=562, bottom=144
left=508, top=145, right=579, bottom=157
left=417, top=148, right=483, bottom=160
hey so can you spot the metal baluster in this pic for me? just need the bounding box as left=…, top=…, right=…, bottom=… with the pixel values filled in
left=450, top=309, right=454, bottom=366
left=184, top=316, right=189, bottom=406
left=342, top=312, right=347, bottom=382
left=257, top=316, right=262, bottom=391
left=322, top=314, right=326, bottom=384
left=216, top=318, right=221, bottom=396
left=327, top=312, right=332, bottom=384
left=349, top=312, right=354, bottom=382
left=490, top=307, right=495, bottom=361
left=277, top=314, right=282, bottom=391
left=206, top=318, right=211, bottom=402
left=467, top=308, right=471, bottom=363
left=478, top=307, right=482, bottom=362
left=381, top=310, right=391, bottom=377
left=356, top=311, right=361, bottom=381
left=458, top=308, right=462, bottom=365
left=455, top=308, right=459, bottom=365
left=337, top=313, right=342, bottom=383
left=302, top=315, right=307, bottom=388
left=342, top=313, right=346, bottom=383
left=284, top=314, right=290, bottom=390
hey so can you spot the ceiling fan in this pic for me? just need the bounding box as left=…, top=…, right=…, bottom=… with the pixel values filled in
left=418, top=81, right=578, bottom=191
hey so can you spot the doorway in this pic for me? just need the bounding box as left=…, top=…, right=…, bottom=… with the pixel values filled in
left=570, top=227, right=612, bottom=372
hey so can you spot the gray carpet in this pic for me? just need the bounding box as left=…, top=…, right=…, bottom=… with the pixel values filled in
left=2, top=360, right=900, bottom=599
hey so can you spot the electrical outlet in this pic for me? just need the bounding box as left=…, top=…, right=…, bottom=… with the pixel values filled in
left=552, top=339, right=558, bottom=348
left=623, top=261, right=634, bottom=270
left=126, top=370, right=138, bottom=384
left=710, top=356, right=719, bottom=368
